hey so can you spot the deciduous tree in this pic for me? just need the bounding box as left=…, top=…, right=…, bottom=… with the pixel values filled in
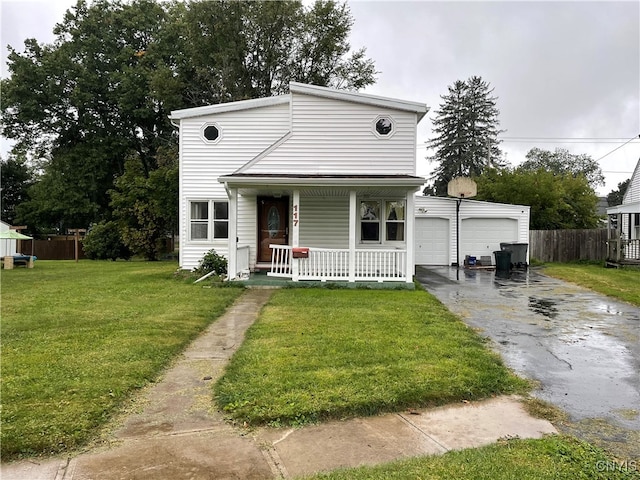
left=1, top=0, right=375, bottom=238
left=520, top=147, right=605, bottom=189
left=476, top=167, right=600, bottom=229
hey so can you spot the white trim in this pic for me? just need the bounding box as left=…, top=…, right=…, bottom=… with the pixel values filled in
left=170, top=95, right=289, bottom=120
left=187, top=199, right=230, bottom=242
left=372, top=114, right=396, bottom=139
left=235, top=131, right=293, bottom=173
left=607, top=201, right=640, bottom=215
left=200, top=122, right=223, bottom=144
left=290, top=82, right=429, bottom=120
left=219, top=175, right=426, bottom=188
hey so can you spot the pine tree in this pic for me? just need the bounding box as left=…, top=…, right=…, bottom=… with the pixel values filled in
left=426, top=76, right=504, bottom=195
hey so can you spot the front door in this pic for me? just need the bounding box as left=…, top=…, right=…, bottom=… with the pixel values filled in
left=258, top=196, right=289, bottom=262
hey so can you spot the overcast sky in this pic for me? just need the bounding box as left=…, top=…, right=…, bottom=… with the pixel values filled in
left=2, top=0, right=639, bottom=195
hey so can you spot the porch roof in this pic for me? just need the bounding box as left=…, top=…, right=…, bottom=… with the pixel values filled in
left=607, top=201, right=640, bottom=214
left=218, top=173, right=426, bottom=197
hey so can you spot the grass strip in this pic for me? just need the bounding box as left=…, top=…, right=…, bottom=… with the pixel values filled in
left=542, top=263, right=640, bottom=306
left=215, top=288, right=529, bottom=426
left=303, top=435, right=640, bottom=480
left=1, top=260, right=243, bottom=460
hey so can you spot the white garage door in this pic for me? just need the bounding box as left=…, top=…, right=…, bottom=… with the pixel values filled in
left=460, top=218, right=518, bottom=262
left=415, top=218, right=449, bottom=265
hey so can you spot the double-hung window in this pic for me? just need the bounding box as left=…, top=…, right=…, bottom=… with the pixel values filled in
left=189, top=200, right=228, bottom=241
left=359, top=199, right=405, bottom=243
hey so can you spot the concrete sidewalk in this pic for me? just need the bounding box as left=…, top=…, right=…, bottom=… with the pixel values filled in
left=2, top=288, right=556, bottom=480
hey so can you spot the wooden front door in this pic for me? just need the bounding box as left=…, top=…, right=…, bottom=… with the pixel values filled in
left=257, top=196, right=289, bottom=262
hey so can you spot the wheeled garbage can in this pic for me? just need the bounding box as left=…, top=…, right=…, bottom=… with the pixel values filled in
left=494, top=250, right=511, bottom=272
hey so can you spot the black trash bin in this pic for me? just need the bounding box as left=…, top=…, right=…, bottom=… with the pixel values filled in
left=494, top=250, right=511, bottom=272
left=500, top=242, right=528, bottom=267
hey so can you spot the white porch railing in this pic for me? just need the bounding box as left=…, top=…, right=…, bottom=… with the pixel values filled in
left=268, top=245, right=407, bottom=282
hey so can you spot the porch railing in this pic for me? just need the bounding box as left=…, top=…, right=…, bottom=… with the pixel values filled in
left=268, top=245, right=407, bottom=282
left=607, top=238, right=640, bottom=262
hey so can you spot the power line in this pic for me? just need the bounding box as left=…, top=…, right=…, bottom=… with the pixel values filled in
left=594, top=134, right=640, bottom=162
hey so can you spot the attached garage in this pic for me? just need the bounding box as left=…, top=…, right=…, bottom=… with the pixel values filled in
left=460, top=218, right=518, bottom=261
left=414, top=196, right=530, bottom=266
left=415, top=217, right=449, bottom=265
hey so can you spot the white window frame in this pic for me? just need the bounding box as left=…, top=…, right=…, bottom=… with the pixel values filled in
left=372, top=115, right=396, bottom=139
left=358, top=198, right=406, bottom=244
left=188, top=199, right=229, bottom=242
left=200, top=122, right=223, bottom=144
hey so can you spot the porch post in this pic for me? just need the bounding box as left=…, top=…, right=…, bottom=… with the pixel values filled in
left=292, top=190, right=300, bottom=281
left=349, top=190, right=356, bottom=282
left=228, top=187, right=238, bottom=280
left=405, top=192, right=415, bottom=283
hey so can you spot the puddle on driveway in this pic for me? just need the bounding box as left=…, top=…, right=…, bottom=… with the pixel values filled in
left=415, top=266, right=640, bottom=439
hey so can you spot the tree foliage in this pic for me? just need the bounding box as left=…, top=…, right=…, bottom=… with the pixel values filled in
left=476, top=167, right=601, bottom=230
left=1, top=0, right=375, bottom=242
left=520, top=147, right=605, bottom=189
left=110, top=152, right=178, bottom=261
left=0, top=153, right=34, bottom=226
left=426, top=76, right=504, bottom=196
left=606, top=178, right=630, bottom=206
left=83, top=220, right=131, bottom=260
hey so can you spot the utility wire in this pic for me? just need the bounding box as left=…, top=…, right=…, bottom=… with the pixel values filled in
left=594, top=134, right=640, bottom=162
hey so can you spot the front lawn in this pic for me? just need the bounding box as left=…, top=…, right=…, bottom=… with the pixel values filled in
left=304, top=435, right=640, bottom=480
left=215, top=288, right=529, bottom=426
left=1, top=260, right=243, bottom=460
left=542, top=263, right=640, bottom=306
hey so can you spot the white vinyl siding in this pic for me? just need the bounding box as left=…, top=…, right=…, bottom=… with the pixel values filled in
left=242, top=93, right=418, bottom=175
left=179, top=103, right=289, bottom=270
left=622, top=161, right=640, bottom=204
left=414, top=196, right=530, bottom=266
left=299, top=196, right=350, bottom=249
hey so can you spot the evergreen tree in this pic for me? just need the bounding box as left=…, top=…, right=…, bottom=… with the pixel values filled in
left=606, top=178, right=630, bottom=206
left=426, top=76, right=504, bottom=196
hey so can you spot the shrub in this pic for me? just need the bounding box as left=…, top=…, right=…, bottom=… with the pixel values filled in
left=195, top=249, right=227, bottom=276
left=83, top=221, right=132, bottom=261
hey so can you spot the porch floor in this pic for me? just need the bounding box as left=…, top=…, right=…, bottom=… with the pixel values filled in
left=234, top=270, right=415, bottom=290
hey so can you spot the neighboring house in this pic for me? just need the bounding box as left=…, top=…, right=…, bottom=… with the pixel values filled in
left=171, top=82, right=530, bottom=282
left=606, top=159, right=640, bottom=265
left=0, top=221, right=18, bottom=258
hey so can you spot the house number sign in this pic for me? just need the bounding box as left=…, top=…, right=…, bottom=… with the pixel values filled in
left=293, top=204, right=299, bottom=227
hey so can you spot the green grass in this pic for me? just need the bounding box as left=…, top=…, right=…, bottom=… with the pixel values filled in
left=215, top=289, right=529, bottom=426
left=304, top=435, right=640, bottom=480
left=1, top=260, right=243, bottom=460
left=542, top=262, right=640, bottom=306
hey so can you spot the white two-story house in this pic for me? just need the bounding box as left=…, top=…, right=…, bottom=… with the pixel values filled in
left=170, top=82, right=429, bottom=283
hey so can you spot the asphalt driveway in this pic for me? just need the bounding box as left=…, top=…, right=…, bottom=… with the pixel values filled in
left=416, top=265, right=640, bottom=459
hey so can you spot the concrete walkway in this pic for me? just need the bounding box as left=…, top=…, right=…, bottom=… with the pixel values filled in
left=2, top=288, right=555, bottom=480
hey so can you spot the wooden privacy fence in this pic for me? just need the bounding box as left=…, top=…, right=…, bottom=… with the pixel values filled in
left=529, top=229, right=613, bottom=263
left=17, top=239, right=87, bottom=260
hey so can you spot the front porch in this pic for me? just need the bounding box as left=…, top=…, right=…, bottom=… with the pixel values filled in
left=268, top=245, right=408, bottom=282
left=606, top=203, right=640, bottom=267
left=221, top=174, right=425, bottom=284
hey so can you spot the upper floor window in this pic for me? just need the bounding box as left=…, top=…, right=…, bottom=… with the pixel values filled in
left=189, top=200, right=228, bottom=241
left=201, top=122, right=222, bottom=144
left=372, top=115, right=395, bottom=138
